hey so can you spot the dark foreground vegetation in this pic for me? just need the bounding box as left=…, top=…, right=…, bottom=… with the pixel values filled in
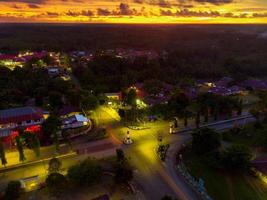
left=1, top=24, right=267, bottom=81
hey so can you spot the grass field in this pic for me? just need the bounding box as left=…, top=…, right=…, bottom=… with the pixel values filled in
left=184, top=150, right=267, bottom=200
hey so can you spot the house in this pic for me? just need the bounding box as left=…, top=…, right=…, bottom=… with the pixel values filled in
left=61, top=114, right=90, bottom=130
left=47, top=66, right=60, bottom=76
left=241, top=79, right=267, bottom=91
left=0, top=107, right=44, bottom=144
left=215, top=77, right=233, bottom=88
left=105, top=92, right=122, bottom=101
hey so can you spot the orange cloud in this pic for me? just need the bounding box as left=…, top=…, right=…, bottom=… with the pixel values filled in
left=0, top=0, right=266, bottom=23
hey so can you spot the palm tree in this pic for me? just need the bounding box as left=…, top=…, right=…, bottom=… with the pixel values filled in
left=42, top=114, right=61, bottom=153
left=213, top=102, right=220, bottom=121
left=31, top=134, right=40, bottom=157
left=0, top=140, right=7, bottom=167
left=62, top=131, right=73, bottom=152
left=237, top=99, right=243, bottom=116
left=195, top=112, right=201, bottom=128
left=15, top=136, right=26, bottom=162
left=53, top=132, right=60, bottom=154
left=181, top=108, right=192, bottom=127
left=190, top=102, right=201, bottom=128
left=198, top=93, right=218, bottom=123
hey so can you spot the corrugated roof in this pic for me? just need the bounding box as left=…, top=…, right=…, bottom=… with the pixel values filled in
left=0, top=107, right=43, bottom=124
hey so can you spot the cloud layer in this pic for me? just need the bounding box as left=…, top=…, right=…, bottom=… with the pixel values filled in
left=0, top=0, right=266, bottom=23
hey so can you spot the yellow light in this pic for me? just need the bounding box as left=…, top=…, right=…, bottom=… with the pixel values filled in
left=29, top=182, right=36, bottom=188
left=83, top=121, right=88, bottom=125
left=260, top=174, right=267, bottom=184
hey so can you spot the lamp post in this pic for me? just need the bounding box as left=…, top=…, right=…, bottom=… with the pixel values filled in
left=124, top=130, right=133, bottom=145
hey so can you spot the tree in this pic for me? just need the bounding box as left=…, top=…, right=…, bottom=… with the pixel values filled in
left=143, top=79, right=163, bottom=96
left=192, top=128, right=221, bottom=155
left=81, top=93, right=99, bottom=111
left=116, top=148, right=125, bottom=163
left=46, top=172, right=67, bottom=195
left=67, top=158, right=102, bottom=186
left=49, top=91, right=63, bottom=109
left=237, top=99, right=243, bottom=116
left=181, top=108, right=192, bottom=127
left=221, top=144, right=252, bottom=171
left=124, top=88, right=138, bottom=122
left=114, top=148, right=133, bottom=184
left=189, top=102, right=201, bottom=128
left=4, top=181, right=22, bottom=200
left=48, top=157, right=62, bottom=174
left=197, top=93, right=218, bottom=123
left=42, top=114, right=61, bottom=152
left=23, top=132, right=40, bottom=158
left=125, top=88, right=137, bottom=107
left=62, top=131, right=73, bottom=151
left=168, top=90, right=190, bottom=117
left=161, top=195, right=178, bottom=200
left=15, top=136, right=26, bottom=162
left=114, top=162, right=133, bottom=184
left=43, top=54, right=54, bottom=65
left=31, top=134, right=40, bottom=157
left=118, top=108, right=125, bottom=118
left=0, top=140, right=7, bottom=166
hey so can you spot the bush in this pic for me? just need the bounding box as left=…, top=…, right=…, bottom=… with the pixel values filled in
left=114, top=162, right=133, bottom=184
left=67, top=158, right=102, bottom=186
left=221, top=144, right=252, bottom=172
left=192, top=128, right=221, bottom=155
left=46, top=173, right=67, bottom=195
left=161, top=195, right=178, bottom=200
left=4, top=181, right=22, bottom=200
left=48, top=157, right=62, bottom=174
left=222, top=132, right=233, bottom=142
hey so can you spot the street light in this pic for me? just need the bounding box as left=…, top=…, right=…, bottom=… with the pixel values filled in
left=123, top=131, right=133, bottom=145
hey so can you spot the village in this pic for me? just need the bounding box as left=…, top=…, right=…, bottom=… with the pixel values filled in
left=1, top=49, right=267, bottom=200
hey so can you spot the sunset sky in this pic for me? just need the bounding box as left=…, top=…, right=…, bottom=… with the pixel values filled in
left=0, top=0, right=267, bottom=23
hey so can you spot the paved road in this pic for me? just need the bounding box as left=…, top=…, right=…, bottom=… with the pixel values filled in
left=109, top=113, right=255, bottom=200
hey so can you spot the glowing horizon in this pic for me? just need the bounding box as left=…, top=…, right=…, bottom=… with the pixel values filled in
left=0, top=0, right=267, bottom=23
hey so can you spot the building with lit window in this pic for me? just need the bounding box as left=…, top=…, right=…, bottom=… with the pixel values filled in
left=0, top=107, right=44, bottom=143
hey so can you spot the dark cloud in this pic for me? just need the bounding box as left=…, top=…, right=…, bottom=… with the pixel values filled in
left=66, top=10, right=80, bottom=17
left=235, top=8, right=267, bottom=12
left=10, top=4, right=21, bottom=9
left=97, top=8, right=111, bottom=16
left=133, top=0, right=144, bottom=3
left=253, top=13, right=267, bottom=18
left=0, top=0, right=45, bottom=4
left=161, top=8, right=221, bottom=17
left=116, top=3, right=138, bottom=15
left=193, top=0, right=233, bottom=5
left=28, top=4, right=40, bottom=8
left=159, top=8, right=258, bottom=18
left=158, top=0, right=171, bottom=8
left=97, top=3, right=145, bottom=16
left=133, top=0, right=171, bottom=7
left=46, top=12, right=59, bottom=17
left=66, top=10, right=94, bottom=17
left=81, top=10, right=94, bottom=16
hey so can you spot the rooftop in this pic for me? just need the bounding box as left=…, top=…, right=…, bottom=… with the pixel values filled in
left=0, top=107, right=43, bottom=124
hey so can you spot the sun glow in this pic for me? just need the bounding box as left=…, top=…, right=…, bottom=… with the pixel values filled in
left=0, top=0, right=266, bottom=23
